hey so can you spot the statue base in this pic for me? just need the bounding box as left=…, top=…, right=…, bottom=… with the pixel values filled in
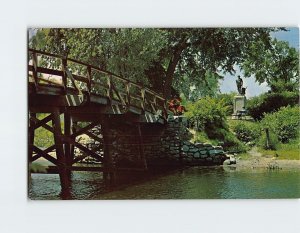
left=231, top=95, right=247, bottom=119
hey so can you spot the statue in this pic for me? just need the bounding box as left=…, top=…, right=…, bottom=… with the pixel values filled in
left=236, top=75, right=244, bottom=95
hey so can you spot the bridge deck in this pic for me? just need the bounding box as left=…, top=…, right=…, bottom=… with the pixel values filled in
left=28, top=48, right=167, bottom=123
left=28, top=49, right=168, bottom=196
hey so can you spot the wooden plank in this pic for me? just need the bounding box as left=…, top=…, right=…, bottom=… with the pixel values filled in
left=87, top=66, right=92, bottom=95
left=71, top=120, right=101, bottom=138
left=64, top=137, right=103, bottom=162
left=28, top=65, right=63, bottom=78
left=73, top=124, right=103, bottom=143
left=29, top=66, right=88, bottom=85
left=32, top=145, right=55, bottom=162
left=30, top=113, right=53, bottom=130
left=137, top=124, right=147, bottom=170
left=101, top=116, right=114, bottom=181
left=28, top=48, right=166, bottom=102
left=61, top=58, right=67, bottom=92
left=32, top=146, right=58, bottom=165
left=52, top=109, right=66, bottom=165
left=31, top=52, right=38, bottom=87
left=28, top=112, right=36, bottom=162
left=141, top=88, right=145, bottom=111
left=31, top=114, right=103, bottom=162
left=66, top=69, right=82, bottom=95
left=64, top=112, right=72, bottom=165
left=70, top=121, right=77, bottom=162
left=126, top=82, right=131, bottom=106
left=111, top=81, right=126, bottom=105
left=52, top=108, right=71, bottom=190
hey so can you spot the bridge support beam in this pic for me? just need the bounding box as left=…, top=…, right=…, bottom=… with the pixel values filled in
left=64, top=112, right=72, bottom=165
left=101, top=116, right=115, bottom=184
left=137, top=124, right=147, bottom=170
left=28, top=112, right=36, bottom=163
left=52, top=109, right=71, bottom=198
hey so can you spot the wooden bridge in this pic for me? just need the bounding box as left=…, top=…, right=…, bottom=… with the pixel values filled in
left=28, top=49, right=168, bottom=195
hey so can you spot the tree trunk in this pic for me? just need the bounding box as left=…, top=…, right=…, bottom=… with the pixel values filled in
left=163, top=44, right=187, bottom=99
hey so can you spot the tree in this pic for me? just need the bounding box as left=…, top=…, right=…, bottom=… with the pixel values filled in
left=30, top=28, right=278, bottom=98
left=173, top=70, right=221, bottom=101
left=241, top=38, right=299, bottom=92
left=30, top=28, right=168, bottom=85
left=151, top=28, right=276, bottom=98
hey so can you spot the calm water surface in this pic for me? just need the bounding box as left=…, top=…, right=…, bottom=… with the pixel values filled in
left=29, top=166, right=300, bottom=199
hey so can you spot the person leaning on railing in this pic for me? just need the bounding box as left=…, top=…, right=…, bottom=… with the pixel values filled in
left=168, top=97, right=186, bottom=115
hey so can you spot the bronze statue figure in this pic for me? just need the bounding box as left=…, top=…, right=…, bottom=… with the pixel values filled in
left=236, top=75, right=243, bottom=95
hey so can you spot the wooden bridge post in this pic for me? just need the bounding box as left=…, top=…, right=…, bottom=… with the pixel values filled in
left=101, top=116, right=115, bottom=183
left=28, top=112, right=36, bottom=163
left=137, top=124, right=147, bottom=170
left=70, top=121, right=77, bottom=163
left=52, top=108, right=71, bottom=197
left=64, top=111, right=72, bottom=165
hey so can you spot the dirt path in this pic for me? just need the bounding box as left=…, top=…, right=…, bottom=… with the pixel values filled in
left=234, top=147, right=300, bottom=170
left=248, top=147, right=262, bottom=157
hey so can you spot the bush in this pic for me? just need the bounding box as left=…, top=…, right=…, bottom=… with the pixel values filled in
left=260, top=106, right=300, bottom=143
left=247, top=91, right=299, bottom=120
left=216, top=92, right=236, bottom=115
left=222, top=131, right=248, bottom=152
left=185, top=97, right=247, bottom=152
left=231, top=120, right=260, bottom=144
left=185, top=96, right=229, bottom=134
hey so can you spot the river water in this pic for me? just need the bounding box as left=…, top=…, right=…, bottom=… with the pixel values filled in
left=29, top=166, right=300, bottom=200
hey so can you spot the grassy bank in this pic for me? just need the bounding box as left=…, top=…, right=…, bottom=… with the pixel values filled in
left=257, top=141, right=300, bottom=160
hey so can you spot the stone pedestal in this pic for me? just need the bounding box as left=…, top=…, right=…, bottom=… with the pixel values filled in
left=232, top=95, right=246, bottom=119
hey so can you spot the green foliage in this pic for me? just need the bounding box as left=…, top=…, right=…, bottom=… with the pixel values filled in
left=258, top=130, right=279, bottom=150
left=34, top=114, right=54, bottom=148
left=30, top=28, right=278, bottom=97
left=260, top=106, right=300, bottom=143
left=192, top=130, right=218, bottom=145
left=216, top=92, right=236, bottom=115
left=30, top=28, right=168, bottom=86
left=222, top=131, right=248, bottom=153
left=185, top=97, right=229, bottom=132
left=242, top=39, right=299, bottom=92
left=173, top=70, right=221, bottom=101
left=185, top=97, right=247, bottom=152
left=247, top=91, right=299, bottom=120
left=230, top=120, right=260, bottom=144
left=257, top=140, right=300, bottom=160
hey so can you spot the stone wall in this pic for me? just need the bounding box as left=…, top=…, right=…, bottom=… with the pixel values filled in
left=75, top=116, right=226, bottom=167
left=141, top=117, right=226, bottom=166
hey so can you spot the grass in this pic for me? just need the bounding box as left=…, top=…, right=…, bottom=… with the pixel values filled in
left=257, top=140, right=300, bottom=160
left=190, top=129, right=219, bottom=145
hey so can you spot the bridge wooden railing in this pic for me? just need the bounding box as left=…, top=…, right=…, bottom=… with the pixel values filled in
left=28, top=49, right=167, bottom=119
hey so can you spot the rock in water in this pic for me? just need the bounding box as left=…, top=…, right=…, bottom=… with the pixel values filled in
left=223, top=159, right=231, bottom=165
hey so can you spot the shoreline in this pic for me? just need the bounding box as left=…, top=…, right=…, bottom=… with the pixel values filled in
left=230, top=155, right=300, bottom=170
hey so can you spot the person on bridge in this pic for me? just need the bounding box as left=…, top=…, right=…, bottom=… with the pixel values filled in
left=168, top=97, right=186, bottom=115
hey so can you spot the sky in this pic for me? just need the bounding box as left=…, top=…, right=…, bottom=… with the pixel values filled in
left=219, top=27, right=299, bottom=98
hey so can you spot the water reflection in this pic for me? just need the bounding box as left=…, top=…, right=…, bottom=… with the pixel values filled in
left=29, top=166, right=300, bottom=200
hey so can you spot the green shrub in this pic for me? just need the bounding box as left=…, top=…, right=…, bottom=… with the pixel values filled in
left=222, top=131, right=248, bottom=152
left=247, top=91, right=299, bottom=120
left=185, top=97, right=229, bottom=133
left=231, top=120, right=260, bottom=144
left=260, top=106, right=300, bottom=143
left=185, top=97, right=248, bottom=152
left=216, top=92, right=236, bottom=115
